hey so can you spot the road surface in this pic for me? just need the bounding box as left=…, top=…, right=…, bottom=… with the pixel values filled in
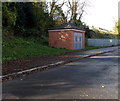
left=2, top=48, right=119, bottom=99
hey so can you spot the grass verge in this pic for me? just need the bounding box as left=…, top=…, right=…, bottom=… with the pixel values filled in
left=2, top=37, right=103, bottom=62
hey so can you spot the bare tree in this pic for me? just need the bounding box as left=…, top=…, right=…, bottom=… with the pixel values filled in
left=45, top=0, right=90, bottom=24
left=47, top=0, right=67, bottom=21
left=65, top=0, right=90, bottom=23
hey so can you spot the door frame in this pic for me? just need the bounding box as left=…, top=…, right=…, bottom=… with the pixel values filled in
left=73, top=32, right=82, bottom=49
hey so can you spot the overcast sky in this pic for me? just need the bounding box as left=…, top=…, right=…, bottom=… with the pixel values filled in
left=81, top=0, right=119, bottom=31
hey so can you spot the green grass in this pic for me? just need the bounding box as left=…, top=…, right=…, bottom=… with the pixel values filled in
left=2, top=37, right=103, bottom=62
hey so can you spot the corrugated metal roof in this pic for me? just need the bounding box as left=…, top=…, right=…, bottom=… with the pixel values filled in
left=49, top=22, right=85, bottom=31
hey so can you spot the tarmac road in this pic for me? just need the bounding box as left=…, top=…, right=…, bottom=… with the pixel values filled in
left=2, top=48, right=119, bottom=100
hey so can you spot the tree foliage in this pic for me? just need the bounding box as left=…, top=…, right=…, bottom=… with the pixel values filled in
left=113, top=18, right=120, bottom=38
left=3, top=1, right=111, bottom=39
left=2, top=2, right=55, bottom=38
left=85, top=26, right=117, bottom=39
left=2, top=3, right=17, bottom=27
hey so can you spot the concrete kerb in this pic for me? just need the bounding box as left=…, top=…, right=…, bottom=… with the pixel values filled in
left=1, top=49, right=115, bottom=82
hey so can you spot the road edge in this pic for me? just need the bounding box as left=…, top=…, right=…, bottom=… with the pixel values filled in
left=1, top=49, right=116, bottom=82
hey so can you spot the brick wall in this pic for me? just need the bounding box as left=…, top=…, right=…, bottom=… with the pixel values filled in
left=49, top=30, right=74, bottom=49
left=49, top=29, right=85, bottom=49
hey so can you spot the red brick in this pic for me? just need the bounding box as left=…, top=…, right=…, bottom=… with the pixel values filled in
left=48, top=29, right=85, bottom=49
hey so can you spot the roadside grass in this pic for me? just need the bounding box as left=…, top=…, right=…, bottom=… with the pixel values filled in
left=2, top=37, right=103, bottom=62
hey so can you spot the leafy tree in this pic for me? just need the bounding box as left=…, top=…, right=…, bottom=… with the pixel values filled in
left=14, top=2, right=36, bottom=37
left=2, top=2, right=17, bottom=27
left=113, top=18, right=120, bottom=38
left=2, top=2, right=17, bottom=38
left=113, top=19, right=119, bottom=34
left=2, top=2, right=55, bottom=38
left=32, top=2, right=54, bottom=37
left=2, top=1, right=90, bottom=38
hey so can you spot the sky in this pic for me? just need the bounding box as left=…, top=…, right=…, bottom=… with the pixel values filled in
left=81, top=0, right=119, bottom=31
left=47, top=0, right=119, bottom=31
